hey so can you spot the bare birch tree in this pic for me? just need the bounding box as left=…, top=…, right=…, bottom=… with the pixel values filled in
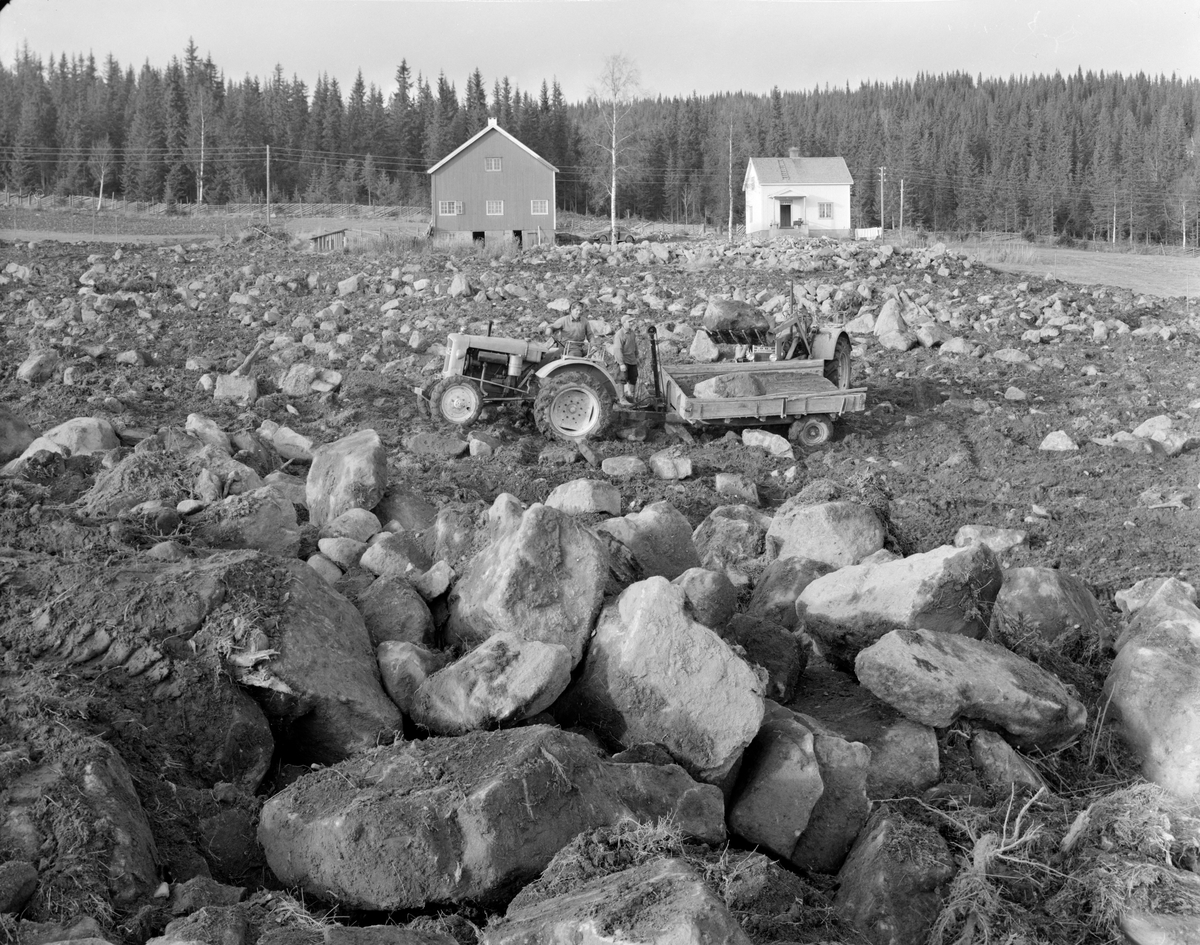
left=590, top=54, right=640, bottom=247
left=87, top=137, right=114, bottom=211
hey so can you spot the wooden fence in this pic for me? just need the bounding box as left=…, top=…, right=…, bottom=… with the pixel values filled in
left=0, top=191, right=430, bottom=221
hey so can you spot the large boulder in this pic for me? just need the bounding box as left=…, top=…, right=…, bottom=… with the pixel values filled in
left=0, top=739, right=158, bottom=909
left=0, top=404, right=37, bottom=462
left=408, top=632, right=574, bottom=735
left=722, top=614, right=804, bottom=703
left=448, top=503, right=607, bottom=665
left=1104, top=579, right=1200, bottom=802
left=766, top=500, right=885, bottom=569
left=856, top=628, right=1088, bottom=751
left=692, top=504, right=771, bottom=587
left=30, top=416, right=120, bottom=456
left=728, top=703, right=824, bottom=861
left=694, top=372, right=766, bottom=400
left=252, top=561, right=404, bottom=763
left=483, top=858, right=751, bottom=945
left=558, top=577, right=765, bottom=784
left=788, top=714, right=872, bottom=874
left=257, top=726, right=725, bottom=909
left=703, top=297, right=770, bottom=333
left=989, top=566, right=1108, bottom=649
left=598, top=501, right=701, bottom=580
left=376, top=641, right=449, bottom=714
left=360, top=529, right=433, bottom=578
left=373, top=485, right=438, bottom=533
left=798, top=543, right=1002, bottom=667
left=789, top=657, right=940, bottom=800
left=189, top=486, right=301, bottom=558
left=746, top=556, right=833, bottom=631
left=545, top=478, right=622, bottom=516
left=672, top=567, right=738, bottom=630
left=306, top=429, right=388, bottom=528
left=834, top=809, right=956, bottom=945
left=355, top=575, right=434, bottom=648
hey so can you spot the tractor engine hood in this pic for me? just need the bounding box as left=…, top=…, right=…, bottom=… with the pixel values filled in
left=447, top=333, right=554, bottom=362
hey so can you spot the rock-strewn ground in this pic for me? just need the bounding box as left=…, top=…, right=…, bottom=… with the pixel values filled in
left=3, top=225, right=1200, bottom=945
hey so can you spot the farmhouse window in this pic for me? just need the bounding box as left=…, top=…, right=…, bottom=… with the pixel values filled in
left=438, top=200, right=463, bottom=215
left=747, top=205, right=754, bottom=223
left=485, top=157, right=502, bottom=172
left=531, top=199, right=549, bottom=215
left=819, top=202, right=833, bottom=219
left=486, top=200, right=504, bottom=216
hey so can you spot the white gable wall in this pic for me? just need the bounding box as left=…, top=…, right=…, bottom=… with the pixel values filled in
left=745, top=182, right=851, bottom=235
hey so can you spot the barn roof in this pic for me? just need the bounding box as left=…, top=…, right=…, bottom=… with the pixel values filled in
left=426, top=119, right=558, bottom=175
left=747, top=156, right=853, bottom=186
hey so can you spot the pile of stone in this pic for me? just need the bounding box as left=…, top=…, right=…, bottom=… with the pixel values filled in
left=12, top=406, right=1193, bottom=944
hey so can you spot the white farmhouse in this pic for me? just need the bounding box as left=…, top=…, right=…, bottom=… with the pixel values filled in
left=744, top=149, right=853, bottom=237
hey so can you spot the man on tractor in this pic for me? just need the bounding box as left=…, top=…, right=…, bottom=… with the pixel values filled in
left=545, top=305, right=594, bottom=358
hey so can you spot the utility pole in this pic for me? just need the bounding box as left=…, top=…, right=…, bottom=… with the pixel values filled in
left=1112, top=188, right=1117, bottom=245
left=727, top=118, right=734, bottom=243
left=198, top=100, right=205, bottom=205
left=265, top=145, right=271, bottom=224
left=879, top=166, right=887, bottom=229
left=899, top=178, right=904, bottom=237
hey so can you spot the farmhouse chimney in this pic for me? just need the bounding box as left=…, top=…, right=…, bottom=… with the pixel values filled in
left=788, top=147, right=800, bottom=159
left=488, top=117, right=498, bottom=128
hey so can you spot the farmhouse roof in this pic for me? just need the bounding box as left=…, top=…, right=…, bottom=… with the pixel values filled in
left=426, top=118, right=558, bottom=175
left=748, top=156, right=853, bottom=186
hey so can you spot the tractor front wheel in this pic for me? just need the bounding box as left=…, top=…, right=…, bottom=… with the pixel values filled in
left=534, top=370, right=615, bottom=441
left=432, top=376, right=484, bottom=427
left=416, top=378, right=439, bottom=418
left=823, top=335, right=853, bottom=389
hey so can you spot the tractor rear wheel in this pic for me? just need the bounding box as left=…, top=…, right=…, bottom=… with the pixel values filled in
left=823, top=335, right=853, bottom=389
left=432, top=376, right=484, bottom=427
left=534, top=370, right=615, bottom=441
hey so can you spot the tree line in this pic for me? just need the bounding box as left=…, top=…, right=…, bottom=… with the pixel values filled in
left=1, top=40, right=1197, bottom=244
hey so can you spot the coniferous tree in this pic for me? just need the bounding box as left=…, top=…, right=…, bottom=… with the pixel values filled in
left=162, top=59, right=189, bottom=203
left=122, top=63, right=165, bottom=200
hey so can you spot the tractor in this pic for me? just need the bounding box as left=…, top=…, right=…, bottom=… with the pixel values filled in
left=417, top=327, right=618, bottom=441
left=417, top=295, right=863, bottom=444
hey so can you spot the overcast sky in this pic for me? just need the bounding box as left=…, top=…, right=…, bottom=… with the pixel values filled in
left=1, top=0, right=1197, bottom=102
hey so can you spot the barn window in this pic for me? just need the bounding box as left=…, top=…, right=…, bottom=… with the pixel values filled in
left=438, top=200, right=462, bottom=216
left=485, top=157, right=502, bottom=172
left=531, top=199, right=549, bottom=215
left=819, top=202, right=833, bottom=219
left=486, top=200, right=504, bottom=215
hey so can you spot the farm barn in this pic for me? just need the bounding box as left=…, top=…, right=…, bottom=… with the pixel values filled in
left=744, top=150, right=854, bottom=237
left=427, top=118, right=557, bottom=247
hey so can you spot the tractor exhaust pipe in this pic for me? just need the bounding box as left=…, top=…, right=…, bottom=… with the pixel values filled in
left=648, top=325, right=662, bottom=403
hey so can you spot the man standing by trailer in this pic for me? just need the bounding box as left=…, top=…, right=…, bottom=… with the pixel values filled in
left=611, top=313, right=640, bottom=403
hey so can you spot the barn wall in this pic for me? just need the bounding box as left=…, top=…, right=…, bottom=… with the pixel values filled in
left=430, top=130, right=555, bottom=237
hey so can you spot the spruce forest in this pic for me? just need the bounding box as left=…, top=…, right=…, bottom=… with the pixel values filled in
left=1, top=38, right=1198, bottom=243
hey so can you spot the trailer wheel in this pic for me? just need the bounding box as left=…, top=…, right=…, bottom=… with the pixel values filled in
left=794, top=414, right=834, bottom=447
left=432, top=376, right=484, bottom=427
left=534, top=370, right=615, bottom=441
left=823, top=335, right=853, bottom=389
